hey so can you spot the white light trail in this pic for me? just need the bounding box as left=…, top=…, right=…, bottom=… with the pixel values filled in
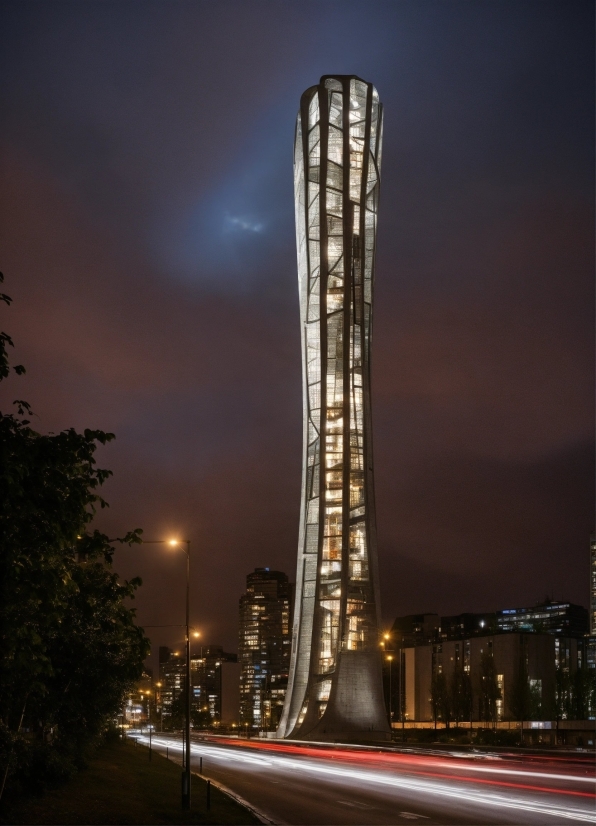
left=135, top=736, right=596, bottom=824
left=145, top=737, right=272, bottom=766
left=422, top=759, right=595, bottom=784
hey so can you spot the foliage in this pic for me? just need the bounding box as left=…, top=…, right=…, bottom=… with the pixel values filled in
left=431, top=666, right=473, bottom=728
left=450, top=666, right=473, bottom=725
left=430, top=672, right=451, bottom=726
left=509, top=648, right=540, bottom=722
left=477, top=650, right=501, bottom=723
left=571, top=668, right=596, bottom=719
left=555, top=666, right=596, bottom=721
left=0, top=273, right=149, bottom=799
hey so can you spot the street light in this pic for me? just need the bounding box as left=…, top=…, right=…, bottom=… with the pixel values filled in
left=155, top=682, right=163, bottom=733
left=381, top=631, right=394, bottom=736
left=399, top=648, right=404, bottom=742
left=386, top=655, right=393, bottom=727
left=142, top=538, right=192, bottom=810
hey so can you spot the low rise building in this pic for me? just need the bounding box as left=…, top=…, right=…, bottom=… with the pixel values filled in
left=401, top=632, right=585, bottom=723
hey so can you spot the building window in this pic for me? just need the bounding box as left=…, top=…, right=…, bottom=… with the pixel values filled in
left=496, top=674, right=504, bottom=720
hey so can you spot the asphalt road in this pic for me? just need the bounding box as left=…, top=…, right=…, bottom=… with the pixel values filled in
left=132, top=731, right=595, bottom=825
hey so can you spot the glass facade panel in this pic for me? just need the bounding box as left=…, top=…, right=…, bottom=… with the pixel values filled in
left=279, top=76, right=387, bottom=741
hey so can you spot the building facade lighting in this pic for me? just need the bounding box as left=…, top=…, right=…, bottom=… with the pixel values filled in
left=278, top=75, right=389, bottom=742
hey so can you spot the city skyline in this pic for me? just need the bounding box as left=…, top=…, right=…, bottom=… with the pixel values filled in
left=0, top=2, right=593, bottom=659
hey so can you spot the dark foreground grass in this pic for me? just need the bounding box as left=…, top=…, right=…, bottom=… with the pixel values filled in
left=1, top=740, right=260, bottom=825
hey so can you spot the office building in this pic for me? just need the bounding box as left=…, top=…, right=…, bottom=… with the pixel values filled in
left=496, top=601, right=588, bottom=638
left=159, top=647, right=186, bottom=720
left=440, top=612, right=497, bottom=640
left=586, top=534, right=596, bottom=671
left=238, top=568, right=292, bottom=730
left=278, top=75, right=389, bottom=742
left=590, top=534, right=596, bottom=637
left=402, top=633, right=557, bottom=723
left=389, top=614, right=439, bottom=649
left=190, top=646, right=238, bottom=726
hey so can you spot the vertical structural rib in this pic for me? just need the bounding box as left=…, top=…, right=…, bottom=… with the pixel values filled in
left=278, top=75, right=389, bottom=742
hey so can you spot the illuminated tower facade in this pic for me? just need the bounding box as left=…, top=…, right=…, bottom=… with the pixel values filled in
left=278, top=76, right=389, bottom=741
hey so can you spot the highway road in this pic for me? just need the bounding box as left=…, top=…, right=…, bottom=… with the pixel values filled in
left=132, top=731, right=595, bottom=825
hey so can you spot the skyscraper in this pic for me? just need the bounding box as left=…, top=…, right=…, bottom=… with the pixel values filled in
left=277, top=76, right=389, bottom=741
left=190, top=646, right=238, bottom=726
left=238, top=568, right=292, bottom=730
left=590, top=533, right=596, bottom=637
left=589, top=533, right=596, bottom=670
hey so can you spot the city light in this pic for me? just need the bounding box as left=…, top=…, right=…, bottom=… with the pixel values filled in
left=133, top=736, right=596, bottom=823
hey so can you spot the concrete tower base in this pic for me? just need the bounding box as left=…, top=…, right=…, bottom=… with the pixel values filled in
left=292, top=651, right=391, bottom=743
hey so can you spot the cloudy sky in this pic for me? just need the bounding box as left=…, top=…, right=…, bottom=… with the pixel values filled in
left=1, top=1, right=593, bottom=659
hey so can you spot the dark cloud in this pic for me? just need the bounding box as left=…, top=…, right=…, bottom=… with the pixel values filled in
left=0, top=1, right=593, bottom=662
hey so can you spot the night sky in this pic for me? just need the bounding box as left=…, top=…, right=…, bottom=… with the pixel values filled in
left=1, top=1, right=593, bottom=666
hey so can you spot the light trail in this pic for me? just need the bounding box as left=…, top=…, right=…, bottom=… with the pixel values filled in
left=416, top=761, right=595, bottom=784
left=203, top=736, right=595, bottom=785
left=134, top=735, right=596, bottom=823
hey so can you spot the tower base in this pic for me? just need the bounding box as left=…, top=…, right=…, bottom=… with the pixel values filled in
left=289, top=650, right=391, bottom=743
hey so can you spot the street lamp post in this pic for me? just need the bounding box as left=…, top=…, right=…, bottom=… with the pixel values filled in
left=147, top=692, right=152, bottom=761
left=386, top=655, right=393, bottom=727
left=154, top=682, right=163, bottom=733
left=142, top=539, right=192, bottom=810
left=381, top=632, right=394, bottom=737
left=400, top=648, right=404, bottom=742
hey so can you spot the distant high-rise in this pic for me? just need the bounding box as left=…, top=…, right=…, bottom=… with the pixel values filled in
left=159, top=648, right=185, bottom=720
left=278, top=76, right=389, bottom=742
left=238, top=568, right=291, bottom=730
left=190, top=646, right=238, bottom=725
left=590, top=534, right=596, bottom=636
left=589, top=534, right=596, bottom=671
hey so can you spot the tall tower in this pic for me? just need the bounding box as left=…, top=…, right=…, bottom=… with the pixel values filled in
left=238, top=569, right=292, bottom=731
left=278, top=76, right=389, bottom=741
left=590, top=533, right=596, bottom=636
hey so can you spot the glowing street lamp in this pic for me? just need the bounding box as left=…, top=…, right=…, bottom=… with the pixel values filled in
left=141, top=538, right=192, bottom=810
left=386, top=655, right=394, bottom=725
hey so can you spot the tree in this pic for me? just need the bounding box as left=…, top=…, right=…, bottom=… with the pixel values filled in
left=509, top=653, right=532, bottom=724
left=450, top=666, right=473, bottom=726
left=478, top=650, right=501, bottom=725
left=528, top=679, right=542, bottom=721
left=430, top=672, right=452, bottom=728
left=554, top=666, right=572, bottom=721
left=555, top=666, right=596, bottom=722
left=0, top=274, right=149, bottom=797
